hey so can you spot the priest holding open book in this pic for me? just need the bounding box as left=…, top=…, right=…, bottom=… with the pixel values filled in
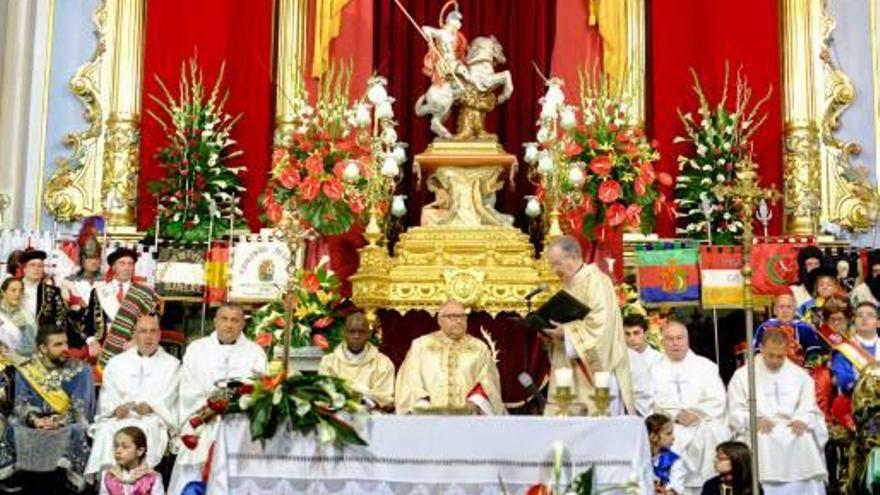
left=542, top=235, right=633, bottom=415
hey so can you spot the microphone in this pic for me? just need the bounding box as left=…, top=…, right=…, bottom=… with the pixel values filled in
left=524, top=283, right=548, bottom=301
left=518, top=372, right=546, bottom=409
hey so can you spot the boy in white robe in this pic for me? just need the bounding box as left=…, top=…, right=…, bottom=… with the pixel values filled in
left=85, top=313, right=179, bottom=476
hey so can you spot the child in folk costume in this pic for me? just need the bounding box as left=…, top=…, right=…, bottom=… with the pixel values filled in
left=646, top=413, right=685, bottom=495
left=700, top=442, right=760, bottom=495
left=99, top=426, right=164, bottom=495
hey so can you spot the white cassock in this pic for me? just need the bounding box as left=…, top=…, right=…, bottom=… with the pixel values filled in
left=628, top=347, right=661, bottom=417
left=85, top=347, right=180, bottom=475
left=728, top=356, right=828, bottom=495
left=168, top=332, right=267, bottom=494
left=653, top=351, right=730, bottom=492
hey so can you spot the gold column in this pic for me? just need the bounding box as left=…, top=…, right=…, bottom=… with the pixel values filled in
left=781, top=0, right=822, bottom=234
left=275, top=0, right=309, bottom=149
left=624, top=0, right=646, bottom=127
left=103, top=0, right=145, bottom=233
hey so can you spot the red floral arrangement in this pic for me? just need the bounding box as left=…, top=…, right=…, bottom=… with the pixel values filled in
left=527, top=75, right=673, bottom=239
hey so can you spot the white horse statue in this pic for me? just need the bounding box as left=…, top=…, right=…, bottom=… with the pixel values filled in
left=415, top=35, right=514, bottom=141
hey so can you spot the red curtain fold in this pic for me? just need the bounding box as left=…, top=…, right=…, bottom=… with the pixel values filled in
left=647, top=0, right=784, bottom=237
left=138, top=0, right=276, bottom=232
left=371, top=0, right=556, bottom=402
left=549, top=0, right=603, bottom=102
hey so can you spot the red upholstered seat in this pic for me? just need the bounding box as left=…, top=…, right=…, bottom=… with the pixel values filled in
left=160, top=330, right=186, bottom=359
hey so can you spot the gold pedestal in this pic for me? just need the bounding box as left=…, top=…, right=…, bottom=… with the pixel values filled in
left=351, top=225, right=556, bottom=316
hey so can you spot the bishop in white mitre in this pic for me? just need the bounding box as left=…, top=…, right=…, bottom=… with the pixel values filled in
left=85, top=314, right=180, bottom=476
left=728, top=328, right=827, bottom=495
left=168, top=304, right=267, bottom=494
left=653, top=321, right=730, bottom=493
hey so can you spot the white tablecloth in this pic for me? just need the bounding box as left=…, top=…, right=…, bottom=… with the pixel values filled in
left=207, top=415, right=653, bottom=495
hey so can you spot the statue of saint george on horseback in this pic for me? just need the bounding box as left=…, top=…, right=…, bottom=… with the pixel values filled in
left=411, top=1, right=513, bottom=141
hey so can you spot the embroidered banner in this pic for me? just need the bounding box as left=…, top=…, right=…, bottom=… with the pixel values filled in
left=700, top=245, right=743, bottom=308
left=635, top=241, right=700, bottom=306
left=751, top=237, right=810, bottom=295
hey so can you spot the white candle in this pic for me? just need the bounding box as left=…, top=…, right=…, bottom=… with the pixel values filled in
left=555, top=367, right=573, bottom=388
left=594, top=371, right=611, bottom=389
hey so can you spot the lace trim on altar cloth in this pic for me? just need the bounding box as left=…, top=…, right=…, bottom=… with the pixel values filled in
left=228, top=452, right=632, bottom=469
left=227, top=479, right=634, bottom=495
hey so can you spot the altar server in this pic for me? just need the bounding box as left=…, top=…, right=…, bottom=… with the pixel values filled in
left=653, top=321, right=729, bottom=493
left=85, top=313, right=180, bottom=476
left=168, top=303, right=266, bottom=494
left=728, top=328, right=827, bottom=494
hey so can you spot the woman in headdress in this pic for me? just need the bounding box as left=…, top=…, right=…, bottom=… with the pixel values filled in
left=62, top=216, right=105, bottom=360
left=0, top=277, right=37, bottom=360
left=799, top=266, right=847, bottom=328
left=791, top=246, right=826, bottom=309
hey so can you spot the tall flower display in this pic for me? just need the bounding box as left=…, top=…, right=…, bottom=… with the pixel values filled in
left=147, top=58, right=248, bottom=242
left=674, top=66, right=771, bottom=244
left=247, top=257, right=353, bottom=356
left=524, top=74, right=671, bottom=239
left=263, top=70, right=406, bottom=238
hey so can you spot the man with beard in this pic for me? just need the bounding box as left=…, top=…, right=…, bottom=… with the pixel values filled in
left=791, top=246, right=825, bottom=309
left=0, top=324, right=95, bottom=492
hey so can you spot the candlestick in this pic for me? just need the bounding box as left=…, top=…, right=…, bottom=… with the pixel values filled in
left=554, top=367, right=573, bottom=388
left=594, top=371, right=610, bottom=389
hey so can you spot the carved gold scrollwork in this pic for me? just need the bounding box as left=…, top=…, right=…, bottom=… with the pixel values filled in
left=44, top=2, right=109, bottom=222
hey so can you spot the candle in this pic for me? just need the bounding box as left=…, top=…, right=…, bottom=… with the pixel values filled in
left=554, top=367, right=573, bottom=389
left=594, top=371, right=611, bottom=389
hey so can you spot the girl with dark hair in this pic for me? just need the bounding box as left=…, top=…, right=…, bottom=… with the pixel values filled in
left=99, top=426, right=164, bottom=495
left=701, top=441, right=761, bottom=495
left=646, top=413, right=684, bottom=495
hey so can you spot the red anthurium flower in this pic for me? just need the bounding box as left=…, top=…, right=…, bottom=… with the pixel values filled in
left=526, top=484, right=550, bottom=495
left=322, top=178, right=344, bottom=201
left=207, top=396, right=229, bottom=413
left=278, top=167, right=301, bottom=189
left=582, top=194, right=596, bottom=214
left=302, top=272, right=321, bottom=293
left=563, top=140, right=583, bottom=157
left=238, top=383, right=254, bottom=395
left=621, top=143, right=639, bottom=156
left=271, top=148, right=287, bottom=167
left=634, top=174, right=648, bottom=197
left=300, top=176, right=321, bottom=201
left=605, top=202, right=626, bottom=227
left=188, top=416, right=203, bottom=429
left=597, top=179, right=622, bottom=204
left=332, top=161, right=347, bottom=178
left=587, top=137, right=599, bottom=149
left=639, top=162, right=655, bottom=180
left=625, top=204, right=642, bottom=229
left=274, top=317, right=286, bottom=328
left=255, top=332, right=273, bottom=349
left=657, top=172, right=674, bottom=187
left=312, top=334, right=330, bottom=351
left=314, top=316, right=335, bottom=329
left=304, top=154, right=325, bottom=176
left=266, top=200, right=283, bottom=224
left=260, top=372, right=287, bottom=391
left=349, top=195, right=367, bottom=214
left=616, top=132, right=629, bottom=144
left=181, top=434, right=199, bottom=450
left=589, top=155, right=612, bottom=176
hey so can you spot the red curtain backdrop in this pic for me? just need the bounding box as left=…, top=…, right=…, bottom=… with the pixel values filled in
left=648, top=0, right=784, bottom=237
left=138, top=0, right=276, bottom=232
left=371, top=0, right=556, bottom=402
left=549, top=0, right=603, bottom=102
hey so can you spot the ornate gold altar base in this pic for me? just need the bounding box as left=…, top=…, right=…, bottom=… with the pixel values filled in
left=351, top=225, right=556, bottom=316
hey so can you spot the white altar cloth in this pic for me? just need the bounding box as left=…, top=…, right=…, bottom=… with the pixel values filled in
left=207, top=415, right=652, bottom=495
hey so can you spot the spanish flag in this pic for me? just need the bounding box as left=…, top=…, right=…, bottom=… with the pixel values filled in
left=205, top=241, right=230, bottom=304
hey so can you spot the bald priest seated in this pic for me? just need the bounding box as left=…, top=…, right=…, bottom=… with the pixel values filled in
left=318, top=312, right=395, bottom=412
left=395, top=300, right=505, bottom=415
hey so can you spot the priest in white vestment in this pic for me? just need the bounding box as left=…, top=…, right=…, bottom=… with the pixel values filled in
left=543, top=236, right=634, bottom=416
left=653, top=321, right=729, bottom=493
left=624, top=314, right=661, bottom=416
left=85, top=313, right=180, bottom=476
left=729, top=328, right=828, bottom=495
left=168, top=303, right=267, bottom=494
left=318, top=312, right=395, bottom=411
left=395, top=300, right=504, bottom=415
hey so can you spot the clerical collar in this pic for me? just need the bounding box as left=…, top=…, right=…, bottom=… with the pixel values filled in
left=137, top=348, right=158, bottom=358
left=214, top=332, right=239, bottom=346
left=344, top=345, right=368, bottom=361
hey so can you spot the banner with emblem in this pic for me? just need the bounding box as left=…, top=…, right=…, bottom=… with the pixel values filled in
left=751, top=237, right=809, bottom=295
left=635, top=241, right=700, bottom=306
left=228, top=231, right=294, bottom=302
left=699, top=245, right=744, bottom=308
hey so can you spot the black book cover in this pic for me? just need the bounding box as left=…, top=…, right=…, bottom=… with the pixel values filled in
left=520, top=290, right=589, bottom=332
